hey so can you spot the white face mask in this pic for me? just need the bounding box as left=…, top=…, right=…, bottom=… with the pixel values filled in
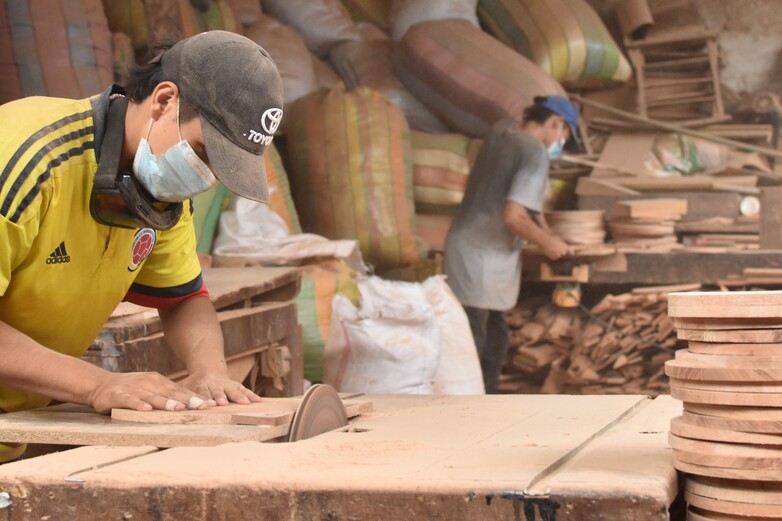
left=133, top=98, right=217, bottom=202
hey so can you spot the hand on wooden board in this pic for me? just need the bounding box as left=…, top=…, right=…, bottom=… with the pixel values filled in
left=88, top=371, right=213, bottom=414
left=178, top=371, right=262, bottom=407
left=542, top=236, right=575, bottom=261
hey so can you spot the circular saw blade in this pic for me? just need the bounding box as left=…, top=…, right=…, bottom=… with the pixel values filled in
left=287, top=384, right=348, bottom=442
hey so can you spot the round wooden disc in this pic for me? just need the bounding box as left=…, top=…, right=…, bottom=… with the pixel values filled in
left=675, top=317, right=782, bottom=331
left=609, top=220, right=675, bottom=238
left=684, top=403, right=782, bottom=422
left=669, top=432, right=782, bottom=469
left=674, top=458, right=782, bottom=481
left=686, top=490, right=782, bottom=518
left=688, top=342, right=782, bottom=356
left=665, top=360, right=782, bottom=382
left=671, top=385, right=782, bottom=406
left=677, top=350, right=782, bottom=368
left=681, top=410, right=782, bottom=435
left=667, top=291, right=782, bottom=319
left=678, top=328, right=782, bottom=343
left=687, top=505, right=775, bottom=521
left=686, top=475, right=782, bottom=506
left=669, top=378, right=782, bottom=394
left=671, top=415, right=782, bottom=445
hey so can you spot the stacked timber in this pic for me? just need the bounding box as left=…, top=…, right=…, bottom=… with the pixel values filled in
left=607, top=198, right=687, bottom=252
left=545, top=210, right=606, bottom=247
left=499, top=284, right=696, bottom=395
left=665, top=290, right=782, bottom=520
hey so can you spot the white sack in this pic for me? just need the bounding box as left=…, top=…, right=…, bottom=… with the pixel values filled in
left=389, top=0, right=479, bottom=41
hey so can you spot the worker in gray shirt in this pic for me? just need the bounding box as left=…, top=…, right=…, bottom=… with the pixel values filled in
left=444, top=96, right=579, bottom=393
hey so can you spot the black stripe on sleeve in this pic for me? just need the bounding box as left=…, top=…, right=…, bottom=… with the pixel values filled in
left=128, top=273, right=205, bottom=299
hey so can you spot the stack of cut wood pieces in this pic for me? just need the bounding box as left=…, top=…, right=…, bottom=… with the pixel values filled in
left=665, top=290, right=782, bottom=520
left=719, top=268, right=782, bottom=289
left=608, top=198, right=687, bottom=252
left=677, top=215, right=760, bottom=253
left=545, top=210, right=606, bottom=246
left=498, top=283, right=699, bottom=396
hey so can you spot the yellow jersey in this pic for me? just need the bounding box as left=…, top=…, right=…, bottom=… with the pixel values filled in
left=0, top=87, right=206, bottom=462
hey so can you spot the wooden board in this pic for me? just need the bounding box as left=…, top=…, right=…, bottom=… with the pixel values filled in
left=687, top=506, right=775, bottom=521
left=665, top=360, right=782, bottom=382
left=688, top=342, right=782, bottom=356
left=614, top=198, right=688, bottom=220
left=681, top=409, right=782, bottom=435
left=671, top=385, right=782, bottom=406
left=684, top=403, right=782, bottom=422
left=686, top=475, right=782, bottom=506
left=685, top=489, right=782, bottom=518
left=670, top=378, right=782, bottom=394
left=669, top=432, right=782, bottom=469
left=111, top=399, right=373, bottom=426
left=673, top=317, right=782, bottom=331
left=676, top=350, right=782, bottom=368
left=674, top=458, right=781, bottom=481
left=678, top=328, right=782, bottom=343
left=671, top=415, right=782, bottom=444
left=668, top=290, right=782, bottom=318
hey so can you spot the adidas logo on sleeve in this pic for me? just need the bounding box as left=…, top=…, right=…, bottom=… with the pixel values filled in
left=46, top=241, right=71, bottom=264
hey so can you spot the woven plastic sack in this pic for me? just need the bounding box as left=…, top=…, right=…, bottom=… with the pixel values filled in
left=1, top=0, right=113, bottom=104
left=264, top=143, right=302, bottom=234
left=389, top=0, right=479, bottom=42
left=477, top=0, right=632, bottom=87
left=411, top=131, right=480, bottom=212
left=393, top=19, right=566, bottom=138
left=225, top=0, right=263, bottom=26
left=286, top=84, right=424, bottom=271
left=329, top=22, right=447, bottom=133
left=144, top=0, right=237, bottom=42
left=102, top=0, right=148, bottom=51
left=261, top=0, right=359, bottom=59
left=244, top=13, right=318, bottom=110
left=296, top=260, right=360, bottom=383
left=324, top=276, right=440, bottom=394
left=340, top=0, right=390, bottom=32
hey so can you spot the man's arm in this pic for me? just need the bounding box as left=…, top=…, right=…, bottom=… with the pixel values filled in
left=503, top=201, right=573, bottom=260
left=0, top=320, right=205, bottom=414
left=158, top=296, right=261, bottom=406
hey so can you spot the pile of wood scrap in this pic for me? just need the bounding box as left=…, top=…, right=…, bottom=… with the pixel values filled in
left=545, top=210, right=606, bottom=246
left=608, top=198, right=687, bottom=252
left=665, top=290, right=782, bottom=520
left=499, top=284, right=699, bottom=396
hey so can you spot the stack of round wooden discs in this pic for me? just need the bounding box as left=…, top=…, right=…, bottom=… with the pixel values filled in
left=665, top=291, right=782, bottom=520
left=545, top=210, right=606, bottom=246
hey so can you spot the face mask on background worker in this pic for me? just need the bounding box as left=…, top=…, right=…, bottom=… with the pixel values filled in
left=133, top=98, right=218, bottom=202
left=547, top=123, right=566, bottom=159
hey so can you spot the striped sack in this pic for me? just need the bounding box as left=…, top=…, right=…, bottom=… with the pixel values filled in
left=340, top=0, right=390, bottom=33
left=286, top=84, right=423, bottom=271
left=392, top=19, right=566, bottom=138
left=144, top=0, right=237, bottom=43
left=295, top=260, right=360, bottom=383
left=101, top=0, right=147, bottom=51
left=1, top=0, right=112, bottom=104
left=264, top=143, right=302, bottom=235
left=477, top=0, right=632, bottom=87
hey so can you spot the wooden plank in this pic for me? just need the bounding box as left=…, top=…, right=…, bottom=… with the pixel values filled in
left=0, top=410, right=281, bottom=447
left=673, top=317, right=782, bottom=330
left=614, top=198, right=688, bottom=220
left=668, top=290, right=782, bottom=318
left=671, top=415, right=782, bottom=445
left=687, top=506, right=773, bottom=521
left=590, top=132, right=657, bottom=178
left=685, top=403, right=782, bottom=421
left=201, top=266, right=302, bottom=309
left=665, top=360, right=782, bottom=382
left=669, top=432, right=782, bottom=469
left=688, top=341, right=782, bottom=356
left=681, top=409, right=782, bottom=435
left=686, top=475, right=782, bottom=506
left=671, top=385, right=782, bottom=406
left=669, top=378, right=782, bottom=394
left=760, top=187, right=782, bottom=249
left=677, top=328, right=782, bottom=343
left=674, top=458, right=781, bottom=481
left=686, top=488, right=782, bottom=518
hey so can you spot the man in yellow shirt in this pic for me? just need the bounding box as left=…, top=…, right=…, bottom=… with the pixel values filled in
left=0, top=31, right=284, bottom=462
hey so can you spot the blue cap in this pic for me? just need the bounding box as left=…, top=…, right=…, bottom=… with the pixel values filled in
left=536, top=95, right=581, bottom=151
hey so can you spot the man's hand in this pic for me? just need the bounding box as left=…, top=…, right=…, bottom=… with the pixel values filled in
left=88, top=371, right=212, bottom=414
left=542, top=236, right=574, bottom=261
left=179, top=372, right=262, bottom=406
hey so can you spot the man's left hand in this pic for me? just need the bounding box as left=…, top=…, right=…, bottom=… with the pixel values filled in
left=179, top=372, right=262, bottom=406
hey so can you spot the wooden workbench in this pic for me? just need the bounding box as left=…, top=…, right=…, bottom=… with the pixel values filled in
left=0, top=394, right=681, bottom=520
left=83, top=266, right=304, bottom=397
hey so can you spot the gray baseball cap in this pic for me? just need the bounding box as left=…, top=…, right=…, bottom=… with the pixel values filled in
left=160, top=31, right=284, bottom=203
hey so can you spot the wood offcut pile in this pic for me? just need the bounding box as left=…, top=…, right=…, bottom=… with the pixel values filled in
left=665, top=290, right=782, bottom=520
left=499, top=283, right=699, bottom=396
left=608, top=198, right=687, bottom=251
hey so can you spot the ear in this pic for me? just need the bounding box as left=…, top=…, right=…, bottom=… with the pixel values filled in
left=148, top=81, right=180, bottom=120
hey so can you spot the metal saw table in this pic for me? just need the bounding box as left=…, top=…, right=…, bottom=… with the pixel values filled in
left=0, top=394, right=681, bottom=521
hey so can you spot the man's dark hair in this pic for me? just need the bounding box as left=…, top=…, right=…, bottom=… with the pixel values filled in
left=125, top=41, right=198, bottom=121
left=522, top=96, right=557, bottom=125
